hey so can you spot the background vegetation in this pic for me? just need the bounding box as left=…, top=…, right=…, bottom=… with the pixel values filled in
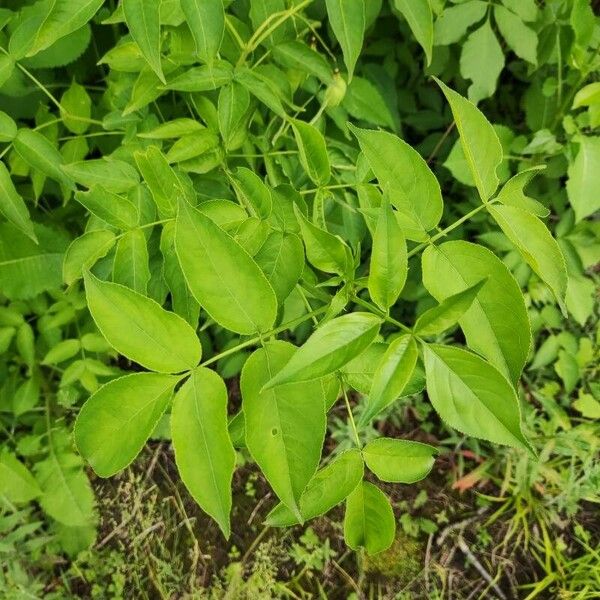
left=0, top=0, right=598, bottom=598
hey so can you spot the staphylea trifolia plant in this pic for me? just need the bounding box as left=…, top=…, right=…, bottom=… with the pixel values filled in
left=0, top=0, right=596, bottom=556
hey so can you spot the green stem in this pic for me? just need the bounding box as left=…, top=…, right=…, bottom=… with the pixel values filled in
left=351, top=294, right=413, bottom=336
left=300, top=183, right=357, bottom=195
left=237, top=0, right=313, bottom=65
left=406, top=203, right=489, bottom=259
left=224, top=16, right=245, bottom=50
left=0, top=47, right=104, bottom=126
left=229, top=150, right=298, bottom=159
left=296, top=284, right=320, bottom=326
left=200, top=305, right=328, bottom=367
left=342, top=381, right=362, bottom=449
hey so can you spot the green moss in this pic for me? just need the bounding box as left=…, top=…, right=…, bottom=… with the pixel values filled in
left=363, top=533, right=423, bottom=582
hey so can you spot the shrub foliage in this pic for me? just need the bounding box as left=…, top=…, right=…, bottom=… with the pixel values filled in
left=0, top=0, right=598, bottom=556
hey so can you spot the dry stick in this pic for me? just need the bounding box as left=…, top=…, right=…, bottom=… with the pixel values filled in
left=331, top=559, right=363, bottom=599
left=96, top=444, right=163, bottom=549
left=457, top=536, right=507, bottom=600
left=427, top=121, right=456, bottom=164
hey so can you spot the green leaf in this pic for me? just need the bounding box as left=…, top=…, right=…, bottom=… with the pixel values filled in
left=60, top=80, right=92, bottom=134
left=218, top=81, right=252, bottom=151
left=434, top=79, right=503, bottom=201
left=0, top=54, right=14, bottom=87
left=254, top=231, right=304, bottom=304
left=83, top=271, right=201, bottom=373
left=325, top=0, right=365, bottom=81
left=392, top=0, right=433, bottom=65
left=0, top=161, right=37, bottom=242
left=164, top=62, right=233, bottom=92
left=234, top=66, right=286, bottom=117
left=434, top=1, right=487, bottom=45
left=488, top=205, right=568, bottom=307
left=160, top=222, right=200, bottom=326
left=342, top=76, right=394, bottom=128
left=344, top=481, right=395, bottom=555
left=360, top=335, right=418, bottom=425
left=181, top=0, right=224, bottom=65
left=112, top=228, right=150, bottom=294
left=272, top=40, right=333, bottom=84
left=494, top=5, right=537, bottom=65
left=171, top=367, right=235, bottom=538
left=166, top=130, right=219, bottom=164
left=414, top=279, right=487, bottom=336
left=573, top=82, right=600, bottom=108
left=24, top=0, right=103, bottom=57
left=343, top=342, right=387, bottom=395
left=241, top=341, right=328, bottom=517
left=459, top=19, right=504, bottom=103
left=363, top=438, right=437, bottom=483
left=133, top=146, right=182, bottom=216
left=0, top=110, right=18, bottom=143
left=264, top=313, right=381, bottom=389
left=293, top=204, right=350, bottom=275
left=36, top=449, right=95, bottom=527
left=266, top=449, right=364, bottom=526
left=0, top=223, right=66, bottom=300
left=63, top=230, right=116, bottom=286
left=23, top=24, right=92, bottom=69
left=42, top=339, right=81, bottom=365
left=368, top=199, right=407, bottom=310
left=175, top=200, right=277, bottom=335
left=123, top=68, right=167, bottom=115
left=496, top=166, right=549, bottom=217
left=123, top=0, right=165, bottom=83
left=75, top=373, right=178, bottom=477
left=138, top=119, right=205, bottom=139
left=62, top=159, right=140, bottom=194
left=290, top=120, right=331, bottom=186
left=74, top=186, right=139, bottom=229
left=0, top=450, right=41, bottom=503
left=566, top=273, right=595, bottom=326
left=349, top=124, right=442, bottom=241
left=248, top=0, right=293, bottom=47
left=422, top=241, right=530, bottom=384
left=13, top=128, right=74, bottom=190
left=501, top=0, right=537, bottom=21
left=423, top=343, right=532, bottom=452
left=566, top=136, right=600, bottom=222
left=572, top=393, right=600, bottom=419
left=230, top=167, right=272, bottom=219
